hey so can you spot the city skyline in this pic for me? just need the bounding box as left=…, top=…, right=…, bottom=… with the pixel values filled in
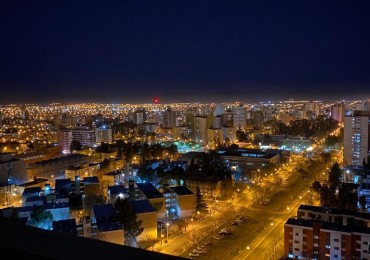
left=1, top=1, right=370, bottom=104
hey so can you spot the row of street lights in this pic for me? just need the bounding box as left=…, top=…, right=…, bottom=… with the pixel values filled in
left=160, top=222, right=170, bottom=246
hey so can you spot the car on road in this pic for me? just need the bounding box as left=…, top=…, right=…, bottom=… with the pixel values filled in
left=219, top=229, right=233, bottom=235
left=213, top=235, right=222, bottom=240
left=193, top=248, right=207, bottom=254
left=193, top=246, right=208, bottom=254
left=189, top=252, right=200, bottom=257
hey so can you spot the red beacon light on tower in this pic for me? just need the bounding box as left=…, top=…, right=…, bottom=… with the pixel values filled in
left=153, top=97, right=159, bottom=104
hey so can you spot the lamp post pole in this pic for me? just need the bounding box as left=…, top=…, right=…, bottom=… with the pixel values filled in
left=166, top=223, right=169, bottom=242
left=160, top=222, right=163, bottom=246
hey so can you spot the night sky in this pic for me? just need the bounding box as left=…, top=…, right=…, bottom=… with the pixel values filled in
left=1, top=0, right=370, bottom=104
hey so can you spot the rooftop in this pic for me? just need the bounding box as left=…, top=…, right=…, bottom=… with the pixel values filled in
left=83, top=176, right=100, bottom=184
left=170, top=186, right=194, bottom=196
left=108, top=185, right=127, bottom=195
left=131, top=200, right=156, bottom=214
left=0, top=221, right=182, bottom=259
left=18, top=178, right=49, bottom=187
left=285, top=218, right=313, bottom=228
left=52, top=219, right=77, bottom=235
left=298, top=204, right=370, bottom=220
left=136, top=183, right=164, bottom=199
left=22, top=187, right=41, bottom=197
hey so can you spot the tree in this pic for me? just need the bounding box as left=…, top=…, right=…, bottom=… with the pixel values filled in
left=168, top=144, right=178, bottom=158
left=328, top=162, right=342, bottom=188
left=187, top=230, right=203, bottom=246
left=224, top=137, right=231, bottom=147
left=114, top=197, right=144, bottom=247
left=70, top=140, right=81, bottom=153
left=173, top=218, right=188, bottom=234
left=236, top=130, right=248, bottom=142
left=144, top=235, right=157, bottom=251
left=96, top=142, right=110, bottom=153
left=28, top=206, right=53, bottom=230
left=311, top=180, right=322, bottom=192
left=325, top=136, right=339, bottom=148
left=195, top=185, right=208, bottom=214
left=69, top=192, right=83, bottom=210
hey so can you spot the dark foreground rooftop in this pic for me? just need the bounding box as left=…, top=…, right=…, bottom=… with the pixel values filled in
left=0, top=220, right=184, bottom=260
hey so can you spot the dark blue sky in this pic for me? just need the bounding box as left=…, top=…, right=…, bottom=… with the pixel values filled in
left=1, top=0, right=370, bottom=104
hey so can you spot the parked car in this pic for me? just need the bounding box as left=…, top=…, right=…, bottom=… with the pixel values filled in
left=193, top=249, right=206, bottom=254
left=219, top=228, right=232, bottom=233
left=195, top=247, right=207, bottom=253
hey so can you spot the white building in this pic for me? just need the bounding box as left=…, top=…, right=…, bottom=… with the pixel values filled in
left=58, top=127, right=95, bottom=154
left=72, top=127, right=95, bottom=148
left=222, top=126, right=237, bottom=143
left=331, top=104, right=344, bottom=123
left=194, top=116, right=208, bottom=144
left=0, top=153, right=28, bottom=185
left=163, top=107, right=177, bottom=128
left=344, top=116, right=370, bottom=166
left=95, top=124, right=113, bottom=145
left=233, top=105, right=246, bottom=130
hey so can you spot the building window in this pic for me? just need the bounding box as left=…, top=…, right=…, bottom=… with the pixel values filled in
left=333, top=255, right=339, bottom=259
left=295, top=233, right=299, bottom=236
left=294, top=248, right=299, bottom=252
left=334, top=239, right=339, bottom=242
left=363, top=241, right=369, bottom=245
left=314, top=235, right=319, bottom=239
left=334, top=247, right=339, bottom=250
left=363, top=250, right=368, bottom=254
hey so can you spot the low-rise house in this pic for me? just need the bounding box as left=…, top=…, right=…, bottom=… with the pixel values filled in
left=163, top=185, right=195, bottom=218
left=92, top=204, right=122, bottom=245
left=136, top=182, right=166, bottom=219
left=52, top=219, right=77, bottom=235
left=132, top=200, right=158, bottom=241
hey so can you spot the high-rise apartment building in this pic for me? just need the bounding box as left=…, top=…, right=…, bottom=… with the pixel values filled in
left=213, top=115, right=221, bottom=129
left=163, top=107, right=177, bottom=128
left=344, top=115, right=370, bottom=166
left=172, top=126, right=189, bottom=140
left=331, top=104, right=345, bottom=123
left=233, top=105, right=246, bottom=130
left=253, top=111, right=264, bottom=130
left=284, top=205, right=370, bottom=259
left=207, top=128, right=223, bottom=147
left=95, top=124, right=113, bottom=145
left=57, top=128, right=72, bottom=154
left=214, top=105, right=225, bottom=116
left=58, top=127, right=95, bottom=154
left=134, top=110, right=146, bottom=125
left=194, top=116, right=208, bottom=144
left=185, top=110, right=196, bottom=139
left=221, top=111, right=234, bottom=127
left=222, top=126, right=237, bottom=143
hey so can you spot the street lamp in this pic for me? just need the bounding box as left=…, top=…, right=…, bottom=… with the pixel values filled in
left=166, top=223, right=169, bottom=242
